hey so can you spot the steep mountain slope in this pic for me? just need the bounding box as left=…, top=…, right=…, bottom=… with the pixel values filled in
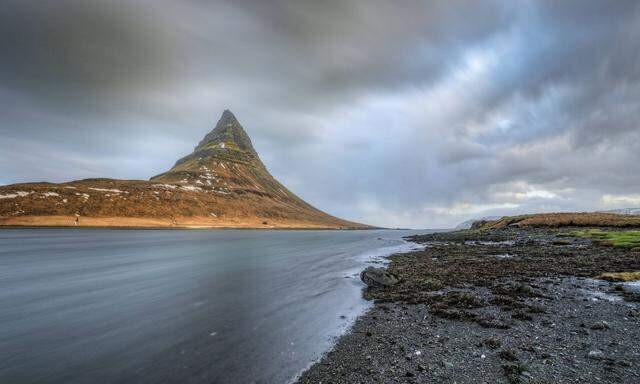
left=0, top=111, right=369, bottom=229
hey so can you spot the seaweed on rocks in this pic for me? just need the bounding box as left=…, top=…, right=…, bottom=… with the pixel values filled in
left=298, top=227, right=640, bottom=384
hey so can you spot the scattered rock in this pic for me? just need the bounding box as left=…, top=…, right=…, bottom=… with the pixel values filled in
left=478, top=317, right=511, bottom=329
left=512, top=311, right=533, bottom=321
left=618, top=360, right=632, bottom=367
left=360, top=267, right=399, bottom=287
left=440, top=291, right=486, bottom=308
left=502, top=363, right=529, bottom=384
left=588, top=350, right=605, bottom=360
left=482, top=337, right=502, bottom=349
left=429, top=307, right=477, bottom=321
left=590, top=321, right=610, bottom=330
left=517, top=283, right=535, bottom=296
left=299, top=227, right=640, bottom=384
left=499, top=349, right=519, bottom=362
left=421, top=277, right=444, bottom=290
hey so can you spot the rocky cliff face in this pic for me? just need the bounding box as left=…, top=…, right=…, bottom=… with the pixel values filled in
left=0, top=110, right=368, bottom=229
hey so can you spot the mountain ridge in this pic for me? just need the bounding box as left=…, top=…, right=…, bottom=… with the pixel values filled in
left=0, top=111, right=370, bottom=229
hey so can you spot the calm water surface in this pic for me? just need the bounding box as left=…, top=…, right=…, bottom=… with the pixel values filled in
left=0, top=229, right=428, bottom=383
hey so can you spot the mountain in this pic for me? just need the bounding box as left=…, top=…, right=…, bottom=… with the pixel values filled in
left=458, top=209, right=640, bottom=230
left=455, top=216, right=502, bottom=230
left=472, top=212, right=640, bottom=230
left=0, top=110, right=370, bottom=229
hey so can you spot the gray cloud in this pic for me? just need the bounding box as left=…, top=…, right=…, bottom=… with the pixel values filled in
left=1, top=0, right=639, bottom=227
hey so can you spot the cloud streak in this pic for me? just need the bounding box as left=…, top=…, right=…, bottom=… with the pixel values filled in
left=1, top=0, right=639, bottom=227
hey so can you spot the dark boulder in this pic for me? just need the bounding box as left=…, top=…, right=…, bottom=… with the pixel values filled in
left=360, top=267, right=399, bottom=287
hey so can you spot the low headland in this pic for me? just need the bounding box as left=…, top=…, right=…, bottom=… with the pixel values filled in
left=298, top=212, right=640, bottom=384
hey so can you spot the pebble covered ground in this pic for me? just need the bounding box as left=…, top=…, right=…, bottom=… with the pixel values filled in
left=298, top=228, right=640, bottom=384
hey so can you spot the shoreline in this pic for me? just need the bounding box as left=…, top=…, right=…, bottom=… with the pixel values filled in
left=288, top=233, right=427, bottom=384
left=0, top=227, right=404, bottom=383
left=0, top=215, right=380, bottom=230
left=297, top=227, right=640, bottom=383
left=0, top=225, right=380, bottom=231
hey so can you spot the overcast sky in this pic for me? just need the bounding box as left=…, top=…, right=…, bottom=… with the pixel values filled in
left=1, top=1, right=639, bottom=228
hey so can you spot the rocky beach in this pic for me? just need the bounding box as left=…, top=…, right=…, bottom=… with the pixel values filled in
left=298, top=222, right=640, bottom=383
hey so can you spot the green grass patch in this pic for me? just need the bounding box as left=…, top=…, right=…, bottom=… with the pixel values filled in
left=561, top=229, right=640, bottom=248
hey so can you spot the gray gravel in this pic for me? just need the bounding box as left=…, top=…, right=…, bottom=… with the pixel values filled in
left=297, top=229, right=640, bottom=384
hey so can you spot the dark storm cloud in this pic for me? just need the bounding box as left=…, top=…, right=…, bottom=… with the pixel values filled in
left=1, top=0, right=639, bottom=227
left=0, top=1, right=184, bottom=107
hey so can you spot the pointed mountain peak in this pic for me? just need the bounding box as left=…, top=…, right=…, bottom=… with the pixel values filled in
left=215, top=109, right=239, bottom=129
left=221, top=108, right=236, bottom=120
left=196, top=109, right=256, bottom=155
left=151, top=110, right=264, bottom=182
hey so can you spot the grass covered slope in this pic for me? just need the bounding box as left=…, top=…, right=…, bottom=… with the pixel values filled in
left=475, top=212, right=640, bottom=230
left=560, top=229, right=640, bottom=249
left=0, top=179, right=366, bottom=229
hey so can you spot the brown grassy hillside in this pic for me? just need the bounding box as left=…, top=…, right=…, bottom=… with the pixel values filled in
left=0, top=111, right=369, bottom=229
left=474, top=212, right=640, bottom=230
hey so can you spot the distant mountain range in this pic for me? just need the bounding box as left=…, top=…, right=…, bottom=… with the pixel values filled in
left=597, top=208, right=640, bottom=215
left=0, top=110, right=369, bottom=229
